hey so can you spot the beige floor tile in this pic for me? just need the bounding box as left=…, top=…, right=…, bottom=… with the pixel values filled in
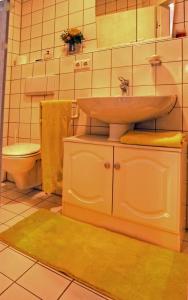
left=38, top=262, right=72, bottom=281
left=47, top=195, right=62, bottom=204
left=0, top=273, right=13, bottom=294
left=36, top=200, right=62, bottom=213
left=0, top=283, right=39, bottom=300
left=1, top=182, right=15, bottom=192
left=59, top=283, right=107, bottom=300
left=26, top=190, right=51, bottom=200
left=15, top=195, right=45, bottom=207
left=0, top=248, right=35, bottom=280
left=0, top=208, right=17, bottom=223
left=0, top=197, right=12, bottom=206
left=12, top=187, right=33, bottom=194
left=2, top=190, right=24, bottom=200
left=2, top=201, right=30, bottom=214
left=20, top=207, right=39, bottom=218
left=0, top=224, right=9, bottom=233
left=5, top=215, right=25, bottom=227
left=0, top=242, right=7, bottom=252
left=18, top=263, right=71, bottom=300
left=9, top=248, right=36, bottom=262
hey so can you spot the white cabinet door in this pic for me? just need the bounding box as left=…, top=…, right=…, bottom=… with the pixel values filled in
left=63, top=142, right=113, bottom=214
left=113, top=147, right=181, bottom=232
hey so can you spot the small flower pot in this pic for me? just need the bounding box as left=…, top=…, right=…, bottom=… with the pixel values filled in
left=65, top=42, right=83, bottom=55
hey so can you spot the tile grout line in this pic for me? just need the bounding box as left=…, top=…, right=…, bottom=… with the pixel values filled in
left=0, top=260, right=42, bottom=299
left=56, top=280, right=73, bottom=300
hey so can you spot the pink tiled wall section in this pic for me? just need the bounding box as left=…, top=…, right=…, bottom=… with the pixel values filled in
left=174, top=0, right=188, bottom=35
left=96, top=0, right=151, bottom=16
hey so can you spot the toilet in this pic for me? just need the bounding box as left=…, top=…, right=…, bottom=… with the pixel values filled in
left=2, top=143, right=42, bottom=190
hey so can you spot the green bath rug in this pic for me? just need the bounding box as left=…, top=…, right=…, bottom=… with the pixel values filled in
left=0, top=209, right=188, bottom=300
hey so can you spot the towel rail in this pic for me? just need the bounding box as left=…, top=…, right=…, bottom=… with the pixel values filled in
left=71, top=102, right=80, bottom=119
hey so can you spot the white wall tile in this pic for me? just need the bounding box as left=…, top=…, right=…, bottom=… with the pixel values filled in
left=93, top=50, right=111, bottom=70
left=133, top=86, right=155, bottom=96
left=133, top=65, right=155, bottom=86
left=60, top=73, right=74, bottom=90
left=22, top=64, right=33, bottom=78
left=75, top=71, right=92, bottom=89
left=46, top=59, right=60, bottom=75
left=112, top=46, right=132, bottom=67
left=69, top=0, right=83, bottom=13
left=156, top=39, right=182, bottom=62
left=69, top=11, right=83, bottom=28
left=183, top=108, right=188, bottom=131
left=183, top=84, right=188, bottom=107
left=183, top=37, right=188, bottom=61
left=183, top=61, right=188, bottom=83
left=156, top=108, right=182, bottom=131
left=92, top=69, right=111, bottom=88
left=133, top=42, right=155, bottom=65
left=91, top=88, right=111, bottom=96
left=60, top=56, right=75, bottom=74
left=156, top=62, right=182, bottom=85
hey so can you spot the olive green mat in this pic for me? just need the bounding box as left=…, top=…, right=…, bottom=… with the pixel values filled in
left=0, top=209, right=188, bottom=300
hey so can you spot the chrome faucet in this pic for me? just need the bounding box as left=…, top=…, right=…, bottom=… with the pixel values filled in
left=118, top=76, right=129, bottom=96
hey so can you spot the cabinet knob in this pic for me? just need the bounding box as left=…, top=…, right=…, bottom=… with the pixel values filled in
left=164, top=213, right=170, bottom=218
left=104, top=162, right=111, bottom=169
left=114, top=163, right=121, bottom=170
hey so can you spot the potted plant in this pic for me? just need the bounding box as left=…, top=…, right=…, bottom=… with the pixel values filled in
left=60, top=28, right=85, bottom=54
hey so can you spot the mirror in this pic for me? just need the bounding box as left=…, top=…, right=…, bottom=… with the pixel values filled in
left=95, top=0, right=175, bottom=48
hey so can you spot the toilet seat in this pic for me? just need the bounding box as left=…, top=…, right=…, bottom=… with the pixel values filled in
left=3, top=143, right=40, bottom=158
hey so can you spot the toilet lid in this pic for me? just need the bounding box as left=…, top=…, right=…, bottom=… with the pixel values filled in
left=3, top=143, right=40, bottom=156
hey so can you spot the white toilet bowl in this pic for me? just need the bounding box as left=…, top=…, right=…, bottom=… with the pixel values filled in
left=2, top=143, right=41, bottom=190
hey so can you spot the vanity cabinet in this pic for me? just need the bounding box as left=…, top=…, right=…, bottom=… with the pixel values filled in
left=63, top=142, right=113, bottom=214
left=113, top=147, right=181, bottom=232
left=63, top=136, right=186, bottom=251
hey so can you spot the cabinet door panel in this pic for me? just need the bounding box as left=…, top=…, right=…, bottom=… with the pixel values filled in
left=63, top=142, right=113, bottom=214
left=113, top=147, right=181, bottom=232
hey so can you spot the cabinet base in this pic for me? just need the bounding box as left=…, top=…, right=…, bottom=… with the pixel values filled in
left=62, top=203, right=183, bottom=252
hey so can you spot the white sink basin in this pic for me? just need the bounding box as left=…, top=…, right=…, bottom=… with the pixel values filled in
left=77, top=96, right=177, bottom=141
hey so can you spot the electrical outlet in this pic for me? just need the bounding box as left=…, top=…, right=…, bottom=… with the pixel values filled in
left=74, top=60, right=82, bottom=70
left=81, top=59, right=91, bottom=70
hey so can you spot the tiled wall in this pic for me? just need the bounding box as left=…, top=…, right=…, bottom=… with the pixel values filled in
left=174, top=0, right=188, bottom=35
left=20, top=0, right=96, bottom=63
left=96, top=0, right=152, bottom=16
left=4, top=0, right=21, bottom=146
left=4, top=37, right=188, bottom=145
left=15, top=0, right=188, bottom=63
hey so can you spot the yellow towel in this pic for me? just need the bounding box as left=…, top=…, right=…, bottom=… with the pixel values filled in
left=120, top=130, right=185, bottom=148
left=41, top=100, right=72, bottom=194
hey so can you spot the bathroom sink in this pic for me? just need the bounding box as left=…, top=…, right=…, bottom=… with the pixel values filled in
left=77, top=96, right=177, bottom=141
